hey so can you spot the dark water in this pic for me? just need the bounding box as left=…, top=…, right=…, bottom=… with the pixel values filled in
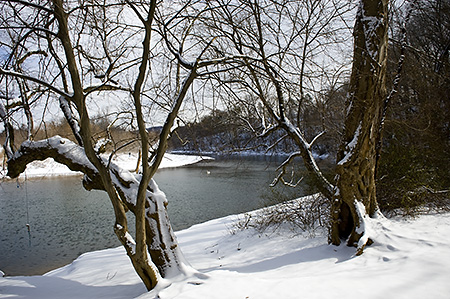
left=0, top=156, right=297, bottom=276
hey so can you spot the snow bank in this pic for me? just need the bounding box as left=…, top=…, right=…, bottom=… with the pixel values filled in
left=1, top=209, right=449, bottom=298
left=0, top=152, right=211, bottom=179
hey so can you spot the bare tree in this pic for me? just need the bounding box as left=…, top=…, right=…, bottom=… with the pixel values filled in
left=0, top=0, right=176, bottom=290
left=0, top=0, right=238, bottom=290
left=191, top=0, right=389, bottom=253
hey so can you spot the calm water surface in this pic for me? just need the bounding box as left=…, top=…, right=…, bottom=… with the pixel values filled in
left=0, top=156, right=300, bottom=276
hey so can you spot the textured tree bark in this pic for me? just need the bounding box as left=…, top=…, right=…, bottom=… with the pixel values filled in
left=145, top=180, right=186, bottom=277
left=329, top=0, right=388, bottom=253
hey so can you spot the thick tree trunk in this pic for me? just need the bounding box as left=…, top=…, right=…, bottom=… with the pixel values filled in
left=51, top=0, right=163, bottom=288
left=329, top=0, right=388, bottom=253
left=145, top=180, right=187, bottom=277
left=113, top=174, right=188, bottom=278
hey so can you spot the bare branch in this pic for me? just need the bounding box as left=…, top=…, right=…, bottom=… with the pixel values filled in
left=83, top=83, right=131, bottom=95
left=0, top=68, right=70, bottom=98
left=309, top=130, right=326, bottom=148
left=5, top=0, right=53, bottom=13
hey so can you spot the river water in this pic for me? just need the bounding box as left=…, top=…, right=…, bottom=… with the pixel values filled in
left=0, top=156, right=305, bottom=276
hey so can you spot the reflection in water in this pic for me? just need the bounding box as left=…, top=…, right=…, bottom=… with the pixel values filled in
left=0, top=156, right=305, bottom=276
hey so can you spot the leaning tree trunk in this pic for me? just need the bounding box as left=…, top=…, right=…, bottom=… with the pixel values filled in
left=111, top=175, right=188, bottom=278
left=145, top=180, right=187, bottom=277
left=329, top=0, right=389, bottom=253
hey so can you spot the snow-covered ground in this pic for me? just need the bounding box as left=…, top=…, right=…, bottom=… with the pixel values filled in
left=1, top=149, right=448, bottom=298
left=1, top=204, right=449, bottom=299
left=0, top=152, right=211, bottom=179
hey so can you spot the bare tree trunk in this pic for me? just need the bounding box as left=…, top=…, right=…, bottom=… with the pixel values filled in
left=1, top=0, right=231, bottom=290
left=51, top=0, right=160, bottom=289
left=145, top=180, right=187, bottom=277
left=330, top=0, right=389, bottom=253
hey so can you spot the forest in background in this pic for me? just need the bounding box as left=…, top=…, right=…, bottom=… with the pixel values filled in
left=2, top=0, right=449, bottom=214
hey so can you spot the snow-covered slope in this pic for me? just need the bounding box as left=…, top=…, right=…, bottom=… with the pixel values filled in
left=1, top=208, right=449, bottom=298
left=0, top=152, right=211, bottom=179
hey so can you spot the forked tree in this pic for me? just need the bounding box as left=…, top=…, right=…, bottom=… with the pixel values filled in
left=0, top=0, right=237, bottom=290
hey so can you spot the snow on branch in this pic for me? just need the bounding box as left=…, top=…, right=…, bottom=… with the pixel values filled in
left=270, top=152, right=303, bottom=188
left=361, top=15, right=384, bottom=62
left=83, top=83, right=130, bottom=96
left=5, top=136, right=148, bottom=211
left=6, top=136, right=96, bottom=179
left=309, top=131, right=326, bottom=148
left=265, top=134, right=288, bottom=153
left=337, top=122, right=362, bottom=166
left=276, top=151, right=302, bottom=172
left=0, top=102, right=14, bottom=159
left=357, top=1, right=388, bottom=67
left=58, top=96, right=83, bottom=146
left=279, top=118, right=335, bottom=197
